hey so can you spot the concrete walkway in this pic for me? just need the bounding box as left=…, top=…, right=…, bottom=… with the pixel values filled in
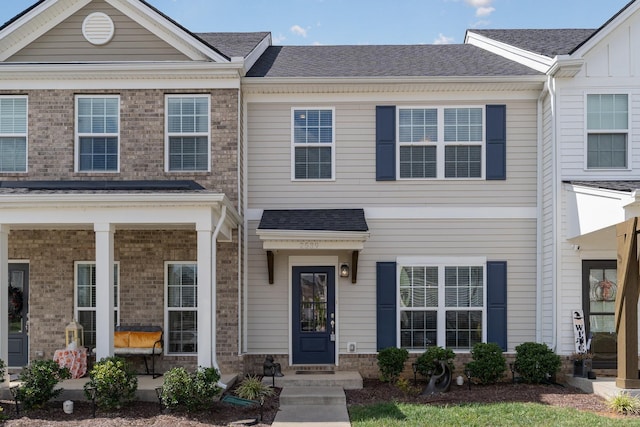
left=272, top=386, right=351, bottom=427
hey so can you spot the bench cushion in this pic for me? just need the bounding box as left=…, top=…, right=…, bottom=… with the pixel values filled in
left=129, top=331, right=162, bottom=349
left=114, top=347, right=163, bottom=355
left=114, top=331, right=130, bottom=348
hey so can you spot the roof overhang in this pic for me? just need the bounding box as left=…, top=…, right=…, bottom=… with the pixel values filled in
left=256, top=229, right=370, bottom=251
left=548, top=55, right=584, bottom=78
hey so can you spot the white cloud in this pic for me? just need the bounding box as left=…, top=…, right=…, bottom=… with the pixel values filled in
left=272, top=33, right=286, bottom=44
left=290, top=25, right=308, bottom=38
left=464, top=0, right=495, bottom=17
left=476, top=6, right=495, bottom=17
left=433, top=33, right=455, bottom=45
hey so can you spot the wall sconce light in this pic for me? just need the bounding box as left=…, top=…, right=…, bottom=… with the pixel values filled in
left=340, top=263, right=350, bottom=278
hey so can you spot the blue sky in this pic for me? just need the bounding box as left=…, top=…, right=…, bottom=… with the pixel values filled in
left=0, top=0, right=633, bottom=46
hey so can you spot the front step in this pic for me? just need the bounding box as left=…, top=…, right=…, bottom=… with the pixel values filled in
left=279, top=386, right=346, bottom=406
left=263, top=370, right=362, bottom=390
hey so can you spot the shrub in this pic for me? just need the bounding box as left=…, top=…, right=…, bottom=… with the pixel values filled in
left=235, top=375, right=274, bottom=402
left=0, top=358, right=5, bottom=382
left=395, top=377, right=420, bottom=395
left=466, top=342, right=506, bottom=384
left=377, top=347, right=409, bottom=382
left=415, top=346, right=455, bottom=377
left=514, top=342, right=561, bottom=384
left=83, top=356, right=138, bottom=409
left=161, top=366, right=222, bottom=411
left=607, top=392, right=640, bottom=415
left=16, top=359, right=71, bottom=409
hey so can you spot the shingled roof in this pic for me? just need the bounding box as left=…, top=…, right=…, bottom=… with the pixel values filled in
left=246, top=44, right=543, bottom=78
left=196, top=32, right=269, bottom=59
left=566, top=181, right=640, bottom=192
left=258, top=209, right=369, bottom=232
left=468, top=29, right=597, bottom=58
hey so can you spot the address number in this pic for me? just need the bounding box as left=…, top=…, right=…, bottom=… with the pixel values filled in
left=299, top=240, right=320, bottom=249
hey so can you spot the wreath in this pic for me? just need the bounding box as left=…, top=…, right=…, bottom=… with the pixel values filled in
left=8, top=286, right=23, bottom=322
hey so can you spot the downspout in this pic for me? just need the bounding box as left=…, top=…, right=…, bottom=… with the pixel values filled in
left=536, top=80, right=550, bottom=343
left=237, top=88, right=244, bottom=359
left=212, top=205, right=227, bottom=387
left=242, top=96, right=249, bottom=356
left=549, top=73, right=559, bottom=352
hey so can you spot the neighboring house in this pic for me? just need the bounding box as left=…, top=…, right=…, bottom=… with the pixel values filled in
left=242, top=43, right=545, bottom=375
left=466, top=0, right=640, bottom=370
left=0, top=0, right=271, bottom=374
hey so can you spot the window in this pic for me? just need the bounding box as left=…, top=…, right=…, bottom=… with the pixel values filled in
left=399, top=260, right=484, bottom=351
left=398, top=107, right=483, bottom=179
left=292, top=108, right=335, bottom=180
left=74, top=262, right=119, bottom=348
left=166, top=95, right=210, bottom=172
left=166, top=262, right=197, bottom=354
left=76, top=96, right=119, bottom=172
left=0, top=96, right=27, bottom=173
left=586, top=94, right=628, bottom=169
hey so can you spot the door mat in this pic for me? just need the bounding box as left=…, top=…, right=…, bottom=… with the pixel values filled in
left=295, top=370, right=335, bottom=375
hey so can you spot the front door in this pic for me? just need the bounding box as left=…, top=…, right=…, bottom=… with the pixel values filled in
left=292, top=266, right=335, bottom=364
left=582, top=260, right=617, bottom=369
left=8, top=263, right=29, bottom=367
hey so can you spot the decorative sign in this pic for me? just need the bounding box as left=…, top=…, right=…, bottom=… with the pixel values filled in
left=572, top=309, right=587, bottom=353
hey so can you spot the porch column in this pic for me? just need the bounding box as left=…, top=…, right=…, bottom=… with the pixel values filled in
left=94, top=223, right=115, bottom=361
left=0, top=226, right=8, bottom=367
left=197, top=228, right=213, bottom=368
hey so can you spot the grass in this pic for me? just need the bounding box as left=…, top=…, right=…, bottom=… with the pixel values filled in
left=349, top=401, right=640, bottom=427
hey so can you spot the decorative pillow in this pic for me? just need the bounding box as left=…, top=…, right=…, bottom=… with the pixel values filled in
left=129, top=331, right=162, bottom=348
left=114, top=331, right=130, bottom=348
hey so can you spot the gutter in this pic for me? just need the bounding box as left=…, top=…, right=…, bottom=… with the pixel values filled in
left=211, top=205, right=227, bottom=389
left=536, top=80, right=550, bottom=343
left=549, top=73, right=559, bottom=352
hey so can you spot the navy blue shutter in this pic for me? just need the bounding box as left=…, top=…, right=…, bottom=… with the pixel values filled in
left=376, top=106, right=396, bottom=181
left=376, top=262, right=397, bottom=350
left=486, top=105, right=506, bottom=180
left=487, top=261, right=507, bottom=351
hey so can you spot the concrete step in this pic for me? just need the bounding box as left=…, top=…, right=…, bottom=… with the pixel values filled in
left=273, top=404, right=350, bottom=427
left=263, top=370, right=362, bottom=390
left=279, top=386, right=346, bottom=406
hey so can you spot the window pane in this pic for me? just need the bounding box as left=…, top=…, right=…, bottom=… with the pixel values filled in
left=400, top=310, right=436, bottom=350
left=0, top=98, right=27, bottom=134
left=445, top=145, right=481, bottom=178
left=0, top=137, right=27, bottom=172
left=168, top=311, right=197, bottom=353
left=167, top=97, right=209, bottom=171
left=399, top=108, right=437, bottom=143
left=293, top=109, right=333, bottom=145
left=587, top=94, right=627, bottom=130
left=168, top=136, right=208, bottom=171
left=587, top=134, right=627, bottom=168
left=167, top=263, right=198, bottom=354
left=294, top=147, right=332, bottom=179
left=399, top=146, right=436, bottom=178
left=444, top=108, right=483, bottom=142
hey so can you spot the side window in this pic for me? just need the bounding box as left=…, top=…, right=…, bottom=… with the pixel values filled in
left=76, top=96, right=120, bottom=172
left=75, top=262, right=119, bottom=348
left=444, top=108, right=483, bottom=178
left=166, top=262, right=198, bottom=354
left=586, top=94, right=628, bottom=169
left=166, top=95, right=210, bottom=172
left=0, top=96, right=28, bottom=173
left=292, top=108, right=335, bottom=180
left=398, top=108, right=437, bottom=178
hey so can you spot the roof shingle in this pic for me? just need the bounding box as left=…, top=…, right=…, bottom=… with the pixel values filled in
left=469, top=29, right=597, bottom=58
left=258, top=209, right=369, bottom=232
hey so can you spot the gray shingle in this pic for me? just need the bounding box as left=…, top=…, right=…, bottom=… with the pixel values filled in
left=469, top=29, right=596, bottom=57
left=246, top=44, right=542, bottom=78
left=259, top=209, right=368, bottom=232
left=566, top=181, right=640, bottom=192
left=195, top=32, right=270, bottom=59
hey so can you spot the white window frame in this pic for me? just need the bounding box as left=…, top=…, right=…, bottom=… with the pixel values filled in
left=584, top=92, right=631, bottom=171
left=396, top=256, right=487, bottom=352
left=290, top=107, right=336, bottom=181
left=165, top=94, right=211, bottom=173
left=164, top=261, right=198, bottom=356
left=75, top=95, right=120, bottom=173
left=0, top=95, right=28, bottom=173
left=396, top=106, right=485, bottom=180
left=73, top=261, right=120, bottom=348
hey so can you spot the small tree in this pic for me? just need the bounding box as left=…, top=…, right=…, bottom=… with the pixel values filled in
left=514, top=342, right=561, bottom=384
left=17, top=360, right=71, bottom=409
left=466, top=342, right=506, bottom=384
left=377, top=347, right=409, bottom=383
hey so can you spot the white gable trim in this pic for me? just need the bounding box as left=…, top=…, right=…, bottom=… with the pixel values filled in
left=465, top=31, right=552, bottom=73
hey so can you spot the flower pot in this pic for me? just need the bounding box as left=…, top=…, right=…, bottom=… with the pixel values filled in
left=572, top=359, right=592, bottom=378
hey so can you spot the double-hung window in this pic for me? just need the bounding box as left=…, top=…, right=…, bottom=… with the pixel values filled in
left=586, top=94, right=629, bottom=169
left=0, top=96, right=27, bottom=173
left=166, top=262, right=197, bottom=354
left=76, top=96, right=119, bottom=172
left=74, top=262, right=120, bottom=348
left=292, top=108, right=335, bottom=180
left=399, top=259, right=485, bottom=351
left=166, top=95, right=210, bottom=172
left=398, top=107, right=483, bottom=179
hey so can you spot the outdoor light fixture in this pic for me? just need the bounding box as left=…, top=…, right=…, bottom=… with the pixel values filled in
left=340, top=263, right=350, bottom=278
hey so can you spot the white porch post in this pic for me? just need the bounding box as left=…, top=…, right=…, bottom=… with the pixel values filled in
left=197, top=228, right=213, bottom=368
left=94, top=223, right=115, bottom=360
left=0, top=226, right=8, bottom=367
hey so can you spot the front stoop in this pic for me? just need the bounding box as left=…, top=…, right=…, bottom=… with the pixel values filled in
left=567, top=376, right=640, bottom=400
left=273, top=386, right=350, bottom=427
left=263, top=370, right=363, bottom=390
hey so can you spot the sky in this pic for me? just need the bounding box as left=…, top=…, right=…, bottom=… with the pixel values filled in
left=0, top=0, right=633, bottom=46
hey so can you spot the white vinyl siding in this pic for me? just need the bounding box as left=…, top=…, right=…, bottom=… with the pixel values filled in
left=586, top=94, right=628, bottom=169
left=165, top=262, right=198, bottom=354
left=291, top=108, right=335, bottom=180
left=76, top=95, right=120, bottom=172
left=0, top=96, right=27, bottom=173
left=166, top=95, right=211, bottom=172
left=74, top=262, right=120, bottom=348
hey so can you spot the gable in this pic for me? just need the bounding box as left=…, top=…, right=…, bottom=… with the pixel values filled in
left=6, top=0, right=189, bottom=63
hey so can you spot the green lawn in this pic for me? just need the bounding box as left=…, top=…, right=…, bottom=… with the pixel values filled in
left=349, top=402, right=640, bottom=427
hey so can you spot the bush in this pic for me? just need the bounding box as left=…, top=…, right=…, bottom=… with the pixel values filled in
left=465, top=342, right=506, bottom=384
left=415, top=346, right=455, bottom=377
left=235, top=375, right=274, bottom=402
left=16, top=359, right=71, bottom=409
left=0, top=358, right=5, bottom=382
left=607, top=392, right=640, bottom=415
left=83, top=356, right=138, bottom=409
left=514, top=342, right=561, bottom=384
left=377, top=347, right=409, bottom=382
left=161, top=366, right=222, bottom=411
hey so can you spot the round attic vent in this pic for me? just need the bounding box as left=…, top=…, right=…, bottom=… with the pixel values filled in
left=82, top=12, right=115, bottom=45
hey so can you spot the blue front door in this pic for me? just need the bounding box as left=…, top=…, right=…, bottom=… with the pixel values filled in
left=292, top=266, right=335, bottom=364
left=8, top=263, right=29, bottom=367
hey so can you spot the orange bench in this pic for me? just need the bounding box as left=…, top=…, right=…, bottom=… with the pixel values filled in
left=113, top=325, right=163, bottom=378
